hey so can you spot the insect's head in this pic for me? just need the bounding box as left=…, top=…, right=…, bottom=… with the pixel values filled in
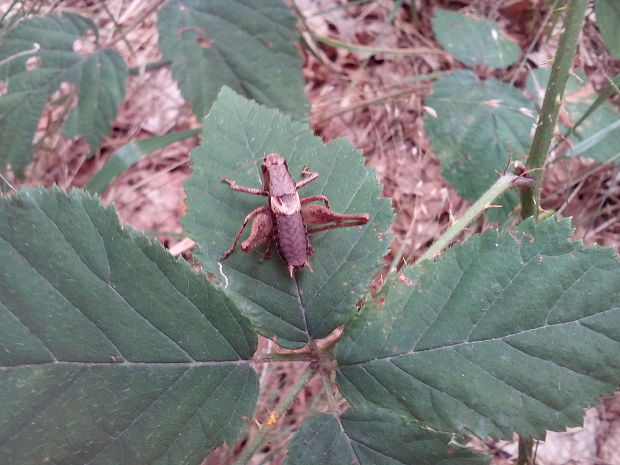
left=261, top=153, right=288, bottom=190
left=262, top=153, right=287, bottom=169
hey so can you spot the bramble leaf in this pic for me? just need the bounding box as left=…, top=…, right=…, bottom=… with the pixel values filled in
left=336, top=218, right=620, bottom=439
left=432, top=10, right=520, bottom=69
left=0, top=188, right=258, bottom=465
left=424, top=70, right=535, bottom=221
left=0, top=13, right=127, bottom=174
left=596, top=1, right=620, bottom=59
left=183, top=88, right=393, bottom=348
left=285, top=407, right=490, bottom=465
left=157, top=0, right=308, bottom=120
left=527, top=67, right=620, bottom=164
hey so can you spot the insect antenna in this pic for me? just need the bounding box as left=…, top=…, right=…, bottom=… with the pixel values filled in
left=151, top=155, right=268, bottom=232
left=167, top=128, right=314, bottom=223
left=273, top=128, right=314, bottom=155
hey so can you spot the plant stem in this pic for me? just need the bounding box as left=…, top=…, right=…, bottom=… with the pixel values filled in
left=520, top=0, right=588, bottom=220
left=517, top=437, right=535, bottom=465
left=233, top=366, right=315, bottom=465
left=416, top=174, right=534, bottom=264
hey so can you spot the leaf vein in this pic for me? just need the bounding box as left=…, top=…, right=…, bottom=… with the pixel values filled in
left=84, top=367, right=192, bottom=464
left=0, top=367, right=85, bottom=448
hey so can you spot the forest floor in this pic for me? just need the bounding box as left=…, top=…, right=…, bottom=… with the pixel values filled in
left=13, top=1, right=620, bottom=464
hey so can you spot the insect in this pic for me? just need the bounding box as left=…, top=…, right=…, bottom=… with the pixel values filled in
left=220, top=153, right=370, bottom=278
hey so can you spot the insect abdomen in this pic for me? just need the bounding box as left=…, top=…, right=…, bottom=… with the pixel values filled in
left=274, top=212, right=309, bottom=269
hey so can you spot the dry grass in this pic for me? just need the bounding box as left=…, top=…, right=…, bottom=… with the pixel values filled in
left=6, top=1, right=620, bottom=464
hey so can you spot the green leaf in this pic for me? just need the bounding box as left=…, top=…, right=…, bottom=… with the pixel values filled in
left=285, top=407, right=490, bottom=465
left=424, top=70, right=536, bottom=221
left=0, top=13, right=127, bottom=174
left=432, top=10, right=520, bottom=69
left=527, top=67, right=620, bottom=164
left=336, top=218, right=620, bottom=440
left=183, top=88, right=393, bottom=348
left=564, top=102, right=620, bottom=164
left=85, top=129, right=200, bottom=194
left=0, top=188, right=258, bottom=465
left=596, top=0, right=620, bottom=59
left=157, top=0, right=309, bottom=121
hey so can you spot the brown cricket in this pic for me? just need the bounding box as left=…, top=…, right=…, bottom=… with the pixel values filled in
left=220, top=153, right=370, bottom=278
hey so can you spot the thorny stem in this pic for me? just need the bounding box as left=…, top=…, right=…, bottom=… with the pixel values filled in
left=233, top=366, right=315, bottom=465
left=520, top=0, right=588, bottom=220
left=416, top=174, right=534, bottom=265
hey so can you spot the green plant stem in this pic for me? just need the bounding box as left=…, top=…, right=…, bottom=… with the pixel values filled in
left=520, top=0, right=588, bottom=220
left=416, top=174, right=534, bottom=264
left=233, top=366, right=315, bottom=465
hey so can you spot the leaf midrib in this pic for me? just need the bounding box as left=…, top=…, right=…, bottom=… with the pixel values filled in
left=342, top=305, right=619, bottom=367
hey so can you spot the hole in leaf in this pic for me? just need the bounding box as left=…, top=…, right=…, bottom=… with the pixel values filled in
left=25, top=55, right=41, bottom=71
left=195, top=34, right=212, bottom=48
left=177, top=27, right=211, bottom=48
left=73, top=29, right=97, bottom=55
left=35, top=82, right=78, bottom=144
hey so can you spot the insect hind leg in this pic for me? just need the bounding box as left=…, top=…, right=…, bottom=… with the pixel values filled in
left=221, top=205, right=271, bottom=259
left=301, top=203, right=369, bottom=234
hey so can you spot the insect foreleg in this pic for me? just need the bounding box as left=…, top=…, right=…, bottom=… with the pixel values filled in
left=295, top=165, right=319, bottom=189
left=221, top=177, right=268, bottom=196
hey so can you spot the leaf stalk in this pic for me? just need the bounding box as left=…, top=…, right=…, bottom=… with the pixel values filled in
left=416, top=174, right=534, bottom=264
